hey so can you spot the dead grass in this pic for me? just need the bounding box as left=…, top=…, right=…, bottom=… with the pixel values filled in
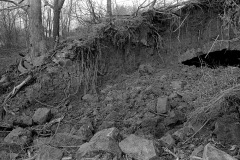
left=188, top=66, right=240, bottom=124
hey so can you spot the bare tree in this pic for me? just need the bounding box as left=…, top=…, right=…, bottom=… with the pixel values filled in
left=107, top=0, right=112, bottom=17
left=0, top=0, right=46, bottom=63
left=44, top=0, right=65, bottom=42
left=27, top=0, right=46, bottom=60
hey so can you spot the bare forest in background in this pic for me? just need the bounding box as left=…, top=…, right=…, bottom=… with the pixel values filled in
left=0, top=0, right=183, bottom=49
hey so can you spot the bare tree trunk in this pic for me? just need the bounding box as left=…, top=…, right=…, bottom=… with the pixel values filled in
left=52, top=0, right=65, bottom=42
left=28, top=0, right=46, bottom=60
left=47, top=8, right=52, bottom=37
left=67, top=0, right=73, bottom=33
left=107, top=0, right=112, bottom=17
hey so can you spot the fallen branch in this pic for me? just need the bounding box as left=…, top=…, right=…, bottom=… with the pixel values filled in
left=1, top=74, right=33, bottom=119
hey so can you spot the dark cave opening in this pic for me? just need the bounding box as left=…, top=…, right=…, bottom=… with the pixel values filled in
left=182, top=49, right=240, bottom=68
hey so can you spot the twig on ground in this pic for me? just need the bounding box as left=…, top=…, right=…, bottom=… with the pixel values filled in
left=34, top=98, right=54, bottom=108
left=1, top=74, right=33, bottom=119
left=183, top=118, right=210, bottom=144
left=163, top=147, right=179, bottom=160
left=43, top=116, right=64, bottom=130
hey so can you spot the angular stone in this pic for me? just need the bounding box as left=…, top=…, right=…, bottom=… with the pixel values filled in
left=50, top=133, right=84, bottom=147
left=119, top=134, right=157, bottom=160
left=190, top=145, right=204, bottom=160
left=4, top=127, right=31, bottom=146
left=156, top=97, right=168, bottom=114
left=0, top=151, right=10, bottom=160
left=32, top=108, right=51, bottom=124
left=203, top=143, right=237, bottom=160
left=172, top=126, right=193, bottom=142
left=90, top=128, right=120, bottom=142
left=76, top=128, right=122, bottom=160
left=36, top=145, right=63, bottom=160
left=171, top=81, right=183, bottom=90
left=14, top=114, right=33, bottom=126
left=75, top=124, right=93, bottom=141
left=82, top=94, right=98, bottom=102
left=33, top=137, right=50, bottom=148
left=160, top=133, right=175, bottom=147
left=139, top=64, right=154, bottom=76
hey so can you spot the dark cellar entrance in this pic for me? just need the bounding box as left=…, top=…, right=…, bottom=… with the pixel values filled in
left=182, top=49, right=240, bottom=68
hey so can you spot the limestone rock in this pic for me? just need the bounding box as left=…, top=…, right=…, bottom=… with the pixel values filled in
left=75, top=124, right=93, bottom=141
left=4, top=127, right=31, bottom=146
left=171, top=81, right=185, bottom=90
left=190, top=145, right=204, bottom=160
left=50, top=133, right=84, bottom=147
left=82, top=94, right=98, bottom=102
left=2, top=152, right=17, bottom=160
left=156, top=97, right=168, bottom=114
left=203, top=143, right=237, bottom=160
left=172, top=126, right=194, bottom=142
left=119, top=134, right=157, bottom=160
left=33, top=137, right=50, bottom=148
left=160, top=133, right=175, bottom=147
left=139, top=64, right=154, bottom=76
left=36, top=145, right=63, bottom=160
left=76, top=128, right=122, bottom=160
left=14, top=114, right=33, bottom=126
left=32, top=108, right=51, bottom=124
left=90, top=127, right=120, bottom=143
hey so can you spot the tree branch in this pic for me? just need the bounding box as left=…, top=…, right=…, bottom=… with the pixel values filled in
left=0, top=0, right=28, bottom=11
left=58, top=0, right=65, bottom=9
left=44, top=0, right=54, bottom=9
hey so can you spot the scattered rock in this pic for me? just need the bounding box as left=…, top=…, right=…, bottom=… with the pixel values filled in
left=119, top=134, right=157, bottom=160
left=98, top=121, right=115, bottom=130
left=105, top=111, right=120, bottom=121
left=32, top=108, right=51, bottom=124
left=139, top=64, right=154, bottom=76
left=190, top=145, right=204, bottom=160
left=82, top=94, right=98, bottom=102
left=203, top=143, right=237, bottom=160
left=50, top=133, right=84, bottom=147
left=172, top=126, right=193, bottom=142
left=76, top=128, right=122, bottom=160
left=14, top=114, right=33, bottom=126
left=4, top=127, right=31, bottom=146
left=91, top=127, right=120, bottom=142
left=160, top=133, right=175, bottom=147
left=156, top=96, right=168, bottom=114
left=33, top=137, right=50, bottom=148
left=36, top=145, right=63, bottom=160
left=105, top=96, right=113, bottom=101
left=0, top=151, right=11, bottom=160
left=213, top=118, right=240, bottom=145
left=75, top=124, right=93, bottom=141
left=168, top=92, right=181, bottom=99
left=101, top=85, right=113, bottom=94
left=171, top=81, right=185, bottom=90
left=160, top=75, right=167, bottom=81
